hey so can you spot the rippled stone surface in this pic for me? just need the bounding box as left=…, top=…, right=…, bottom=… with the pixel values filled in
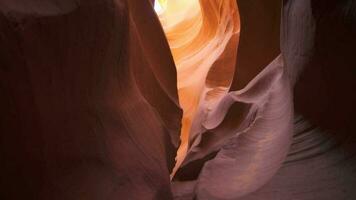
left=156, top=0, right=240, bottom=176
left=0, top=0, right=355, bottom=199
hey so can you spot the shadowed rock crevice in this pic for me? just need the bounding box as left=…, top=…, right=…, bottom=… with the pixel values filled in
left=1, top=0, right=355, bottom=199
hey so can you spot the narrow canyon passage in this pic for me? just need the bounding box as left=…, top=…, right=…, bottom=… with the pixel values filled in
left=154, top=0, right=240, bottom=175
left=1, top=0, right=355, bottom=199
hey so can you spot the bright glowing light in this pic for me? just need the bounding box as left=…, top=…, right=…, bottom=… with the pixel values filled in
left=154, top=1, right=162, bottom=13
left=154, top=0, right=167, bottom=14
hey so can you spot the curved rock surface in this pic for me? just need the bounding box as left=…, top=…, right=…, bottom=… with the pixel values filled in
left=162, top=0, right=356, bottom=199
left=1, top=0, right=355, bottom=200
left=0, top=0, right=181, bottom=199
left=156, top=0, right=240, bottom=176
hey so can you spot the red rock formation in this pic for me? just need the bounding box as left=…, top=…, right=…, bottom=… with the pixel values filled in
left=242, top=1, right=356, bottom=199
left=0, top=0, right=181, bottom=199
left=159, top=0, right=356, bottom=199
left=1, top=0, right=355, bottom=199
left=156, top=0, right=240, bottom=176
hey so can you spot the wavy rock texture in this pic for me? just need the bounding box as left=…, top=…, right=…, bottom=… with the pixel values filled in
left=0, top=0, right=181, bottom=199
left=1, top=0, right=355, bottom=200
left=241, top=0, right=356, bottom=199
left=159, top=0, right=356, bottom=199
left=162, top=0, right=293, bottom=199
left=156, top=0, right=240, bottom=176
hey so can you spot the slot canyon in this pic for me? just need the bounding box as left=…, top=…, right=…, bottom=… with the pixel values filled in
left=0, top=0, right=355, bottom=200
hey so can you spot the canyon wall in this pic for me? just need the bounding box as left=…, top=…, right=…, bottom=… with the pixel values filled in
left=0, top=0, right=355, bottom=200
left=0, top=0, right=181, bottom=199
